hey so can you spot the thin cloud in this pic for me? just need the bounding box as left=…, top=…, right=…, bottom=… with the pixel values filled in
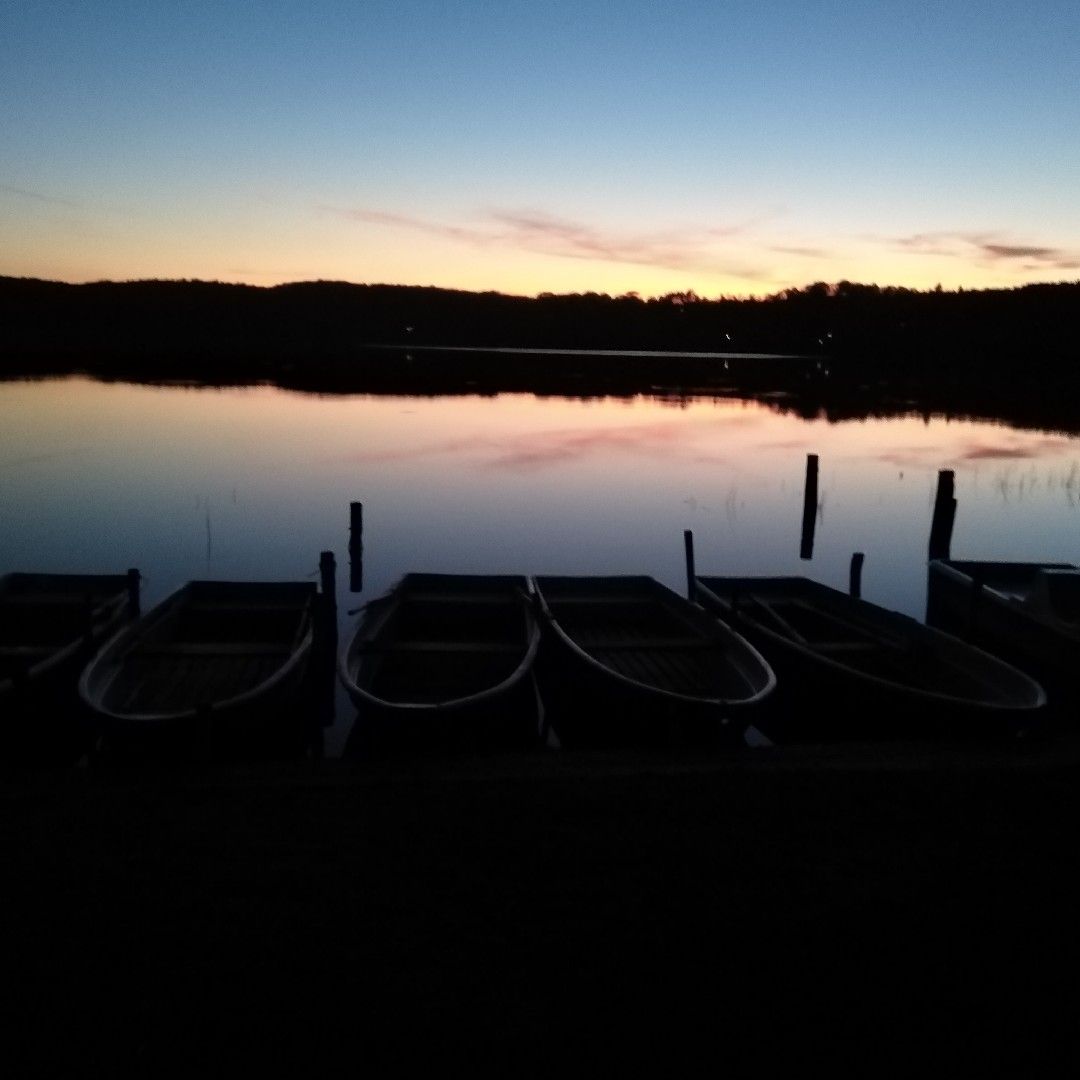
left=891, top=230, right=1080, bottom=270
left=488, top=209, right=764, bottom=279
left=323, top=204, right=767, bottom=279
left=982, top=243, right=1058, bottom=260
left=0, top=448, right=92, bottom=469
left=225, top=266, right=321, bottom=280
left=770, top=245, right=829, bottom=259
left=326, top=207, right=493, bottom=247
left=0, top=183, right=80, bottom=208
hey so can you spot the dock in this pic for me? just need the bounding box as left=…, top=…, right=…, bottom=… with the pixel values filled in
left=3, top=737, right=1079, bottom=1071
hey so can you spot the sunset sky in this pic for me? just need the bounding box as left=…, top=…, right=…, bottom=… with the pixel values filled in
left=3, top=1, right=1078, bottom=297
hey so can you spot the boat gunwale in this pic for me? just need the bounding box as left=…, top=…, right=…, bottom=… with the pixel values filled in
left=929, top=558, right=1080, bottom=635
left=339, top=574, right=542, bottom=713
left=0, top=573, right=131, bottom=697
left=695, top=574, right=1047, bottom=713
left=78, top=580, right=317, bottom=724
left=532, top=574, right=776, bottom=709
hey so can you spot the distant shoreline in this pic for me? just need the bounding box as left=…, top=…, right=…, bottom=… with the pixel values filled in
left=5, top=359, right=1080, bottom=440
left=360, top=343, right=819, bottom=361
left=3, top=274, right=1080, bottom=433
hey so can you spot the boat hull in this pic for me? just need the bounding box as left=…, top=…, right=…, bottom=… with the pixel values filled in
left=696, top=575, right=1046, bottom=742
left=80, top=580, right=317, bottom=759
left=340, top=574, right=543, bottom=753
left=533, top=575, right=775, bottom=749
left=927, top=559, right=1080, bottom=720
left=1, top=572, right=134, bottom=763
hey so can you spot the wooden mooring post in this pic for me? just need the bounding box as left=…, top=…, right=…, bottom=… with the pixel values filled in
left=349, top=501, right=364, bottom=593
left=800, top=453, right=819, bottom=560
left=928, top=469, right=957, bottom=561
left=849, top=552, right=865, bottom=599
left=684, top=529, right=697, bottom=602
left=313, top=551, right=338, bottom=738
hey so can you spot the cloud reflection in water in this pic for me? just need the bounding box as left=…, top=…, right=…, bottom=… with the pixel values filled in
left=335, top=416, right=766, bottom=472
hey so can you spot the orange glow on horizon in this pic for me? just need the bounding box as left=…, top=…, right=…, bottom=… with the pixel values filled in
left=4, top=214, right=1075, bottom=300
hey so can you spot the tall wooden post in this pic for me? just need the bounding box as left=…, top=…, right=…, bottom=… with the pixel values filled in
left=349, top=501, right=364, bottom=593
left=800, top=453, right=819, bottom=561
left=928, top=469, right=957, bottom=561
left=684, top=529, right=697, bottom=602
left=849, top=552, right=865, bottom=599
left=312, top=551, right=338, bottom=742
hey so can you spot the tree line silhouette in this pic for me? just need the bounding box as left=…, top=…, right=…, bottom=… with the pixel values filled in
left=1, top=275, right=1078, bottom=429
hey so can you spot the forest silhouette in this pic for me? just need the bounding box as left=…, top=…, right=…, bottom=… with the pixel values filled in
left=2, top=275, right=1078, bottom=431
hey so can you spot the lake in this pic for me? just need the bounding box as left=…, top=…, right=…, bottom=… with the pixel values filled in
left=3, top=376, right=1079, bottom=754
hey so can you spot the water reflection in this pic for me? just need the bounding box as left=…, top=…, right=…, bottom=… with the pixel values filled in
left=3, top=377, right=1080, bottom=755
left=335, top=414, right=769, bottom=471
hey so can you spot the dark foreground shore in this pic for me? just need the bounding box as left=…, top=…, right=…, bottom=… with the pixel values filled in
left=4, top=734, right=1079, bottom=1073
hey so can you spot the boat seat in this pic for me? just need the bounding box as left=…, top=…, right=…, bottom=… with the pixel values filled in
left=359, top=640, right=521, bottom=654
left=0, top=594, right=100, bottom=605
left=744, top=600, right=809, bottom=644
left=184, top=602, right=307, bottom=614
left=0, top=645, right=56, bottom=657
left=403, top=593, right=519, bottom=606
left=588, top=637, right=712, bottom=650
left=133, top=642, right=292, bottom=656
left=813, top=640, right=881, bottom=654
left=548, top=595, right=647, bottom=606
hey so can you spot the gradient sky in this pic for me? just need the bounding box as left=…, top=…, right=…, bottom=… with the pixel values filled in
left=3, top=1, right=1079, bottom=296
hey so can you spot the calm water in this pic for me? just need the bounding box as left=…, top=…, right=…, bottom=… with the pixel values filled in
left=4, top=377, right=1080, bottom=753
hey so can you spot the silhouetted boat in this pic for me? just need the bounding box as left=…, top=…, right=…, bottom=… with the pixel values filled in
left=79, top=581, right=316, bottom=738
left=695, top=575, right=1046, bottom=740
left=532, top=575, right=776, bottom=747
left=1, top=572, right=136, bottom=725
left=927, top=559, right=1080, bottom=712
left=339, top=574, right=542, bottom=749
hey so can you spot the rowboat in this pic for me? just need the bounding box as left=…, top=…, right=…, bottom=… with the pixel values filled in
left=79, top=580, right=317, bottom=744
left=1, top=572, right=136, bottom=702
left=532, top=575, right=776, bottom=748
left=695, top=575, right=1047, bottom=741
left=339, top=574, right=542, bottom=751
left=1, top=572, right=137, bottom=757
left=927, top=559, right=1080, bottom=714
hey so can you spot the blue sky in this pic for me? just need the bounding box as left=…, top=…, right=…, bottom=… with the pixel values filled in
left=3, top=1, right=1079, bottom=294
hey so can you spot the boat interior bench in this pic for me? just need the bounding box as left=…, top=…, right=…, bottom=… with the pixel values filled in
left=403, top=593, right=521, bottom=606
left=750, top=599, right=905, bottom=654
left=0, top=645, right=57, bottom=657
left=1, top=645, right=55, bottom=678
left=132, top=642, right=292, bottom=656
left=358, top=639, right=521, bottom=654
left=586, top=636, right=714, bottom=651
left=0, top=594, right=112, bottom=607
left=813, top=640, right=883, bottom=654
left=547, top=595, right=654, bottom=606
left=184, top=602, right=309, bottom=613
